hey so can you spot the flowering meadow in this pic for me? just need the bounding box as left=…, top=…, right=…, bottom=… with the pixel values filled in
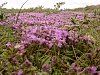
left=0, top=4, right=100, bottom=75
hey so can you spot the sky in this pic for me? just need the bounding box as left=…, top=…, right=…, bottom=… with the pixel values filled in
left=0, top=0, right=100, bottom=9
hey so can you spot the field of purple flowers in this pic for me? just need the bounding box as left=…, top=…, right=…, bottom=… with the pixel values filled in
left=0, top=3, right=100, bottom=75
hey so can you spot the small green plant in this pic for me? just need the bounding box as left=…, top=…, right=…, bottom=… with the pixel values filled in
left=0, top=2, right=7, bottom=21
left=0, top=2, right=7, bottom=8
left=81, top=12, right=90, bottom=24
left=94, top=10, right=97, bottom=16
left=93, top=9, right=100, bottom=16
left=0, top=12, right=8, bottom=21
left=54, top=2, right=65, bottom=10
left=71, top=16, right=78, bottom=25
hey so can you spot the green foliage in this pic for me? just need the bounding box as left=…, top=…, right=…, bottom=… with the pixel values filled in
left=54, top=2, right=65, bottom=10
left=0, top=12, right=5, bottom=21
left=71, top=16, right=78, bottom=25
left=93, top=9, right=100, bottom=16
left=0, top=2, right=8, bottom=21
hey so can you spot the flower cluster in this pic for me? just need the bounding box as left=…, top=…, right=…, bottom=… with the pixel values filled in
left=68, top=63, right=100, bottom=75
left=11, top=69, right=24, bottom=75
left=0, top=11, right=94, bottom=26
left=0, top=10, right=99, bottom=75
left=21, top=25, right=69, bottom=48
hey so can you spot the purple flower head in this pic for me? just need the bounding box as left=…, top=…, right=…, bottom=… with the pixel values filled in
left=17, top=69, right=24, bottom=75
left=71, top=63, right=77, bottom=67
left=83, top=35, right=95, bottom=43
left=57, top=42, right=62, bottom=48
left=96, top=48, right=100, bottom=52
left=39, top=38, right=46, bottom=44
left=42, top=64, right=51, bottom=72
left=17, top=49, right=26, bottom=56
left=91, top=66, right=97, bottom=72
left=71, top=63, right=82, bottom=72
left=10, top=57, right=18, bottom=65
left=23, top=59, right=32, bottom=67
left=12, top=23, right=20, bottom=29
left=95, top=26, right=100, bottom=31
left=93, top=71, right=100, bottom=75
left=46, top=41, right=53, bottom=48
left=10, top=72, right=17, bottom=75
left=15, top=43, right=26, bottom=56
left=51, top=56, right=57, bottom=65
left=14, top=43, right=25, bottom=50
left=6, top=42, right=11, bottom=47
left=75, top=67, right=82, bottom=72
left=84, top=66, right=97, bottom=74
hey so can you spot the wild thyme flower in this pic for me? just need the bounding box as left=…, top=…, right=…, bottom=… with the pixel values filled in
left=23, top=59, right=32, bottom=67
left=10, top=57, right=18, bottom=65
left=83, top=66, right=97, bottom=74
left=42, top=64, right=51, bottom=72
left=17, top=69, right=24, bottom=75
left=6, top=42, right=11, bottom=47
left=51, top=56, right=57, bottom=65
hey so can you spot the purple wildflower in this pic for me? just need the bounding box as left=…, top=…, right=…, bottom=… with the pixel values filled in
left=6, top=42, right=11, bottom=47
left=10, top=72, right=17, bottom=75
left=57, top=42, right=62, bottom=48
left=71, top=63, right=77, bottom=67
left=51, top=56, right=57, bottom=65
left=83, top=66, right=97, bottom=74
left=10, top=57, right=18, bottom=65
left=23, top=59, right=32, bottom=67
left=17, top=69, right=24, bottom=75
left=42, top=64, right=51, bottom=72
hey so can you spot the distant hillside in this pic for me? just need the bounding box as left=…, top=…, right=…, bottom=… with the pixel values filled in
left=72, top=5, right=100, bottom=13
left=1, top=4, right=100, bottom=14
